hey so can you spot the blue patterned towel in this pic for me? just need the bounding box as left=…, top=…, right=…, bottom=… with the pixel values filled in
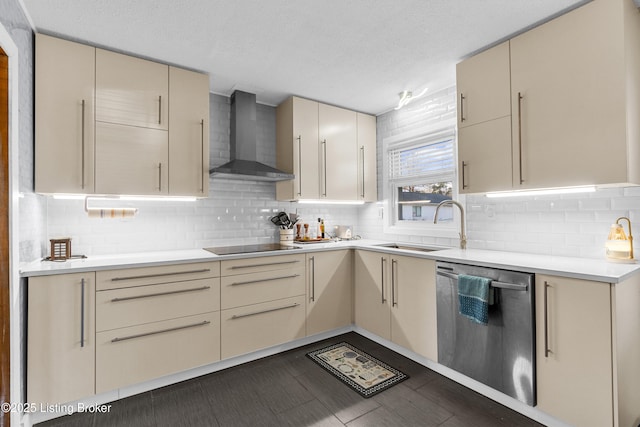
left=458, top=274, right=492, bottom=325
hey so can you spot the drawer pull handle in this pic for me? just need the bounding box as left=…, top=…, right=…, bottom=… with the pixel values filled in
left=229, top=260, right=300, bottom=269
left=231, top=274, right=299, bottom=286
left=111, top=320, right=210, bottom=343
left=111, top=268, right=211, bottom=281
left=110, top=285, right=211, bottom=302
left=231, top=303, right=299, bottom=320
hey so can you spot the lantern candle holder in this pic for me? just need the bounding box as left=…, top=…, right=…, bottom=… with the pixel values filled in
left=605, top=217, right=635, bottom=263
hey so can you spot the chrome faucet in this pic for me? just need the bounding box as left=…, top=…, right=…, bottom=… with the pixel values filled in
left=433, top=200, right=467, bottom=250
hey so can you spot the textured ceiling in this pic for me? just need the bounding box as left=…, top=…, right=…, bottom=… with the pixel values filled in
left=22, top=0, right=591, bottom=115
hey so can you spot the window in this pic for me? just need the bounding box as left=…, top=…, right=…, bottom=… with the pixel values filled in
left=383, top=126, right=459, bottom=237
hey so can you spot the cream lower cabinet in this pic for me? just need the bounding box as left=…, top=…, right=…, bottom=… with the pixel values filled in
left=306, top=250, right=353, bottom=336
left=28, top=273, right=96, bottom=405
left=536, top=274, right=640, bottom=427
left=355, top=251, right=437, bottom=361
left=220, top=254, right=306, bottom=359
left=95, top=262, right=220, bottom=393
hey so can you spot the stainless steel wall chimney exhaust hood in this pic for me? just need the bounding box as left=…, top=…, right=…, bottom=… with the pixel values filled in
left=210, top=90, right=295, bottom=182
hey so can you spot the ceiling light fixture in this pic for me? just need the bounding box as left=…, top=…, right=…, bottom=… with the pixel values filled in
left=394, top=88, right=428, bottom=110
left=485, top=185, right=596, bottom=198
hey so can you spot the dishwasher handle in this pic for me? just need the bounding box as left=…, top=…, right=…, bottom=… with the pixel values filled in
left=436, top=270, right=529, bottom=291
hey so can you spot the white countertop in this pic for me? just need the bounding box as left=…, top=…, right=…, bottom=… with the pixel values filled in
left=19, top=239, right=640, bottom=283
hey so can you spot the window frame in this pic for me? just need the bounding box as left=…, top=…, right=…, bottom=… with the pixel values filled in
left=382, top=123, right=462, bottom=239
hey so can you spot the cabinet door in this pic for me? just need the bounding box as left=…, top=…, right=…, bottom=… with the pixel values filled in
left=357, top=113, right=377, bottom=202
left=390, top=256, right=437, bottom=361
left=95, top=122, right=169, bottom=195
left=168, top=67, right=210, bottom=196
left=458, top=116, right=512, bottom=193
left=35, top=34, right=95, bottom=194
left=354, top=251, right=390, bottom=340
left=510, top=0, right=628, bottom=189
left=535, top=275, right=613, bottom=427
left=96, top=312, right=220, bottom=393
left=319, top=104, right=357, bottom=200
left=221, top=295, right=306, bottom=359
left=306, top=250, right=353, bottom=336
left=456, top=41, right=511, bottom=129
left=96, top=48, right=169, bottom=130
left=294, top=97, right=321, bottom=199
left=28, top=273, right=95, bottom=404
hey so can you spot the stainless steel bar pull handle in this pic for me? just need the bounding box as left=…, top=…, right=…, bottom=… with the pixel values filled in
left=111, top=268, right=211, bottom=281
left=321, top=139, right=327, bottom=197
left=310, top=256, right=315, bottom=302
left=381, top=257, right=387, bottom=304
left=518, top=92, right=524, bottom=185
left=544, top=281, right=552, bottom=357
left=81, top=99, right=86, bottom=190
left=231, top=274, right=299, bottom=287
left=391, top=259, right=398, bottom=307
left=435, top=270, right=529, bottom=291
left=80, top=278, right=85, bottom=348
left=460, top=93, right=466, bottom=122
left=110, top=286, right=211, bottom=302
left=158, top=163, right=163, bottom=192
left=231, top=303, right=299, bottom=320
left=296, top=136, right=302, bottom=197
left=360, top=146, right=365, bottom=199
left=230, top=260, right=300, bottom=269
left=158, top=95, right=162, bottom=125
left=111, top=320, right=210, bottom=343
left=200, top=119, right=205, bottom=193
left=461, top=161, right=468, bottom=190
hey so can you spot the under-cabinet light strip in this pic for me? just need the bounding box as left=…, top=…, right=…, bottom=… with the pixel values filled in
left=485, top=186, right=596, bottom=198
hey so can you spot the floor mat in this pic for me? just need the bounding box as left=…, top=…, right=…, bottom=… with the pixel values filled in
left=307, top=342, right=408, bottom=398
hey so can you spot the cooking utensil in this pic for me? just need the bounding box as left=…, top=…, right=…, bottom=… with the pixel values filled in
left=278, top=212, right=291, bottom=228
left=270, top=216, right=283, bottom=227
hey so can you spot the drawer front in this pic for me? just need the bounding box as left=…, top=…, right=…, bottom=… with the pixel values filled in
left=96, top=278, right=220, bottom=332
left=97, top=261, right=220, bottom=290
left=96, top=312, right=220, bottom=393
left=221, top=295, right=305, bottom=359
left=221, top=254, right=304, bottom=276
left=221, top=267, right=304, bottom=309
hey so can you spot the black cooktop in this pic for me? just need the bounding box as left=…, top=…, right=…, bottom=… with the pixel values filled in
left=203, top=243, right=300, bottom=256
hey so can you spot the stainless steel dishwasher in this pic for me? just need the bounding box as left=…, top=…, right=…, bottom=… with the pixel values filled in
left=436, top=261, right=536, bottom=406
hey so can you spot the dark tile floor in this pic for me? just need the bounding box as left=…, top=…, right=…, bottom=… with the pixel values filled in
left=37, top=332, right=543, bottom=427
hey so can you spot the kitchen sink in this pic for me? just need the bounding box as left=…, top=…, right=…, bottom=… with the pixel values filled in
left=374, top=243, right=440, bottom=253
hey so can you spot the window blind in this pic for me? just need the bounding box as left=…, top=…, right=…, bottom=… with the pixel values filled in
left=389, top=138, right=455, bottom=180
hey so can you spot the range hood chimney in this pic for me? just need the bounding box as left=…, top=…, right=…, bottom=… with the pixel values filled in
left=210, top=90, right=294, bottom=181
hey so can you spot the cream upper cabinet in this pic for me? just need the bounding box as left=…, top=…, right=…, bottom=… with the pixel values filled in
left=276, top=97, right=376, bottom=202
left=357, top=112, right=377, bottom=202
left=535, top=275, right=613, bottom=427
left=306, top=250, right=353, bottom=336
left=35, top=34, right=95, bottom=194
left=354, top=250, right=437, bottom=361
left=457, top=0, right=640, bottom=193
left=28, top=273, right=96, bottom=405
left=510, top=0, right=640, bottom=189
left=319, top=103, right=358, bottom=200
left=95, top=122, right=169, bottom=195
left=168, top=67, right=210, bottom=196
left=276, top=97, right=320, bottom=200
left=35, top=34, right=210, bottom=197
left=456, top=41, right=511, bottom=129
left=96, top=48, right=168, bottom=130
left=456, top=41, right=512, bottom=194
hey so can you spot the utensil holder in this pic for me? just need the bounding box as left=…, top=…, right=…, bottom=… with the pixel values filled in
left=280, top=229, right=294, bottom=246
